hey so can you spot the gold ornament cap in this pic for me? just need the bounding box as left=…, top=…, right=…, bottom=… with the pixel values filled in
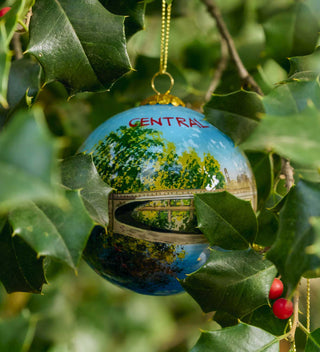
left=140, top=93, right=185, bottom=107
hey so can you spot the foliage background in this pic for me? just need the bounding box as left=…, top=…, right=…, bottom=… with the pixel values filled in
left=0, top=0, right=320, bottom=351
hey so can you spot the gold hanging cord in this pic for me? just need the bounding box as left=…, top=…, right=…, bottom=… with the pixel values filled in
left=307, top=278, right=311, bottom=332
left=151, top=0, right=174, bottom=95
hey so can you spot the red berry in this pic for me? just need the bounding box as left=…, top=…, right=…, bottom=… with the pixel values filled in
left=269, top=278, right=284, bottom=299
left=272, top=298, right=293, bottom=319
left=0, top=7, right=11, bottom=17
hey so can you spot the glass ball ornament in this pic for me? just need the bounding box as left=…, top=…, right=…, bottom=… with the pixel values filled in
left=80, top=96, right=257, bottom=295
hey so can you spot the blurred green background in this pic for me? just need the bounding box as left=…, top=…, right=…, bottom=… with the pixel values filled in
left=1, top=0, right=320, bottom=350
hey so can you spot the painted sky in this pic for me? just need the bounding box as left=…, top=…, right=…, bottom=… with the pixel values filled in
left=80, top=104, right=253, bottom=181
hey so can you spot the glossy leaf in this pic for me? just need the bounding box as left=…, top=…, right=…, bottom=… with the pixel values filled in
left=263, top=2, right=319, bottom=63
left=194, top=192, right=257, bottom=250
left=191, top=323, right=279, bottom=352
left=100, top=0, right=146, bottom=38
left=203, top=90, right=263, bottom=145
left=181, top=249, right=277, bottom=317
left=9, top=191, right=95, bottom=270
left=266, top=181, right=320, bottom=291
left=0, top=311, right=37, bottom=352
left=60, top=153, right=113, bottom=227
left=255, top=207, right=279, bottom=247
left=28, top=0, right=132, bottom=95
left=241, top=105, right=320, bottom=171
left=0, top=107, right=61, bottom=211
left=305, top=328, right=320, bottom=352
left=0, top=219, right=46, bottom=294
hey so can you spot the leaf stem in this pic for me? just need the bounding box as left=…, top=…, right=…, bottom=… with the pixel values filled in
left=200, top=0, right=263, bottom=96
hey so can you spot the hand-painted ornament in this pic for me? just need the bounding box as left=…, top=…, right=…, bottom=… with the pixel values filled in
left=80, top=94, right=257, bottom=295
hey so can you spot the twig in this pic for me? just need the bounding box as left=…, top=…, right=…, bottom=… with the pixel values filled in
left=200, top=0, right=263, bottom=96
left=12, top=33, right=23, bottom=60
left=289, top=289, right=300, bottom=343
left=281, top=158, right=294, bottom=191
left=205, top=37, right=228, bottom=102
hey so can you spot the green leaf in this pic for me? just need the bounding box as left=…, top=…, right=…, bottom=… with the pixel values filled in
left=0, top=219, right=46, bottom=294
left=289, top=48, right=320, bottom=77
left=9, top=191, right=95, bottom=270
left=213, top=311, right=238, bottom=328
left=100, top=0, right=146, bottom=38
left=246, top=152, right=273, bottom=209
left=194, top=192, right=257, bottom=250
left=305, top=328, right=320, bottom=351
left=0, top=311, right=37, bottom=352
left=263, top=2, right=319, bottom=64
left=181, top=249, right=277, bottom=317
left=241, top=105, right=320, bottom=171
left=28, top=0, right=132, bottom=95
left=191, top=323, right=279, bottom=352
left=0, top=107, right=61, bottom=211
left=203, top=90, right=264, bottom=145
left=242, top=305, right=287, bottom=336
left=0, top=57, right=41, bottom=128
left=2, top=57, right=41, bottom=107
left=60, top=153, right=113, bottom=227
left=266, top=181, right=320, bottom=291
left=112, top=55, right=189, bottom=102
left=262, top=79, right=320, bottom=116
left=255, top=207, right=279, bottom=247
left=0, top=0, right=34, bottom=108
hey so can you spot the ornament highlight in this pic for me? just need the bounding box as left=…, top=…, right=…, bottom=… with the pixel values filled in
left=80, top=103, right=257, bottom=295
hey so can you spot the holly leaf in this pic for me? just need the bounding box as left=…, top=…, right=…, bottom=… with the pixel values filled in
left=28, top=0, right=132, bottom=95
left=0, top=311, right=37, bottom=351
left=61, top=153, right=113, bottom=227
left=0, top=0, right=34, bottom=108
left=266, top=181, right=320, bottom=291
left=305, top=328, right=320, bottom=351
left=213, top=311, right=238, bottom=328
left=0, top=218, right=46, bottom=294
left=100, top=0, right=146, bottom=38
left=0, top=107, right=61, bottom=211
left=262, top=78, right=320, bottom=116
left=203, top=90, right=264, bottom=145
left=289, top=47, right=320, bottom=77
left=241, top=105, right=320, bottom=171
left=0, top=57, right=41, bottom=126
left=181, top=249, right=277, bottom=317
left=255, top=207, right=279, bottom=247
left=9, top=190, right=95, bottom=270
left=246, top=152, right=273, bottom=209
left=191, top=323, right=279, bottom=352
left=194, top=192, right=257, bottom=250
left=242, top=305, right=287, bottom=336
left=263, top=2, right=319, bottom=64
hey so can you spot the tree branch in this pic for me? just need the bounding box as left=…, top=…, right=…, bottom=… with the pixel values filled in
left=289, top=289, right=300, bottom=343
left=200, top=0, right=263, bottom=96
left=12, top=33, right=23, bottom=60
left=205, top=37, right=228, bottom=102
